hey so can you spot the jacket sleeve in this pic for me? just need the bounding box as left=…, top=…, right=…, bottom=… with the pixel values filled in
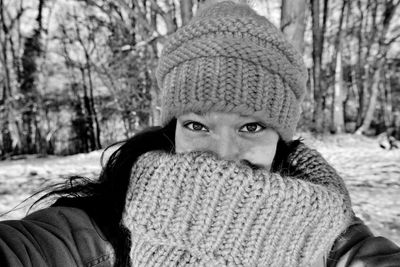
left=0, top=206, right=114, bottom=267
left=327, top=216, right=400, bottom=267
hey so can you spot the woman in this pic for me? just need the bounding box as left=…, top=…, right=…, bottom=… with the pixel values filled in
left=1, top=1, right=399, bottom=266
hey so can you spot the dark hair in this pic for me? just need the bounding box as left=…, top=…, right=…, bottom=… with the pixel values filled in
left=272, top=138, right=302, bottom=174
left=34, top=118, right=300, bottom=266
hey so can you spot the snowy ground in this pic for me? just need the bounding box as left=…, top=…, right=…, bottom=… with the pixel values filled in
left=0, top=133, right=399, bottom=246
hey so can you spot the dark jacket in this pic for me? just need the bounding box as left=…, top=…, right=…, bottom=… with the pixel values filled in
left=328, top=217, right=400, bottom=267
left=0, top=207, right=114, bottom=267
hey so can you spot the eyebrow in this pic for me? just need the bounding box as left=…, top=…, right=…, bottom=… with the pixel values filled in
left=193, top=111, right=253, bottom=119
left=193, top=111, right=207, bottom=117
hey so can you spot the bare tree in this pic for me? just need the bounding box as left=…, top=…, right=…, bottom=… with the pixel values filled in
left=354, top=0, right=376, bottom=127
left=19, top=0, right=46, bottom=154
left=355, top=0, right=400, bottom=134
left=0, top=0, right=26, bottom=157
left=310, top=0, right=329, bottom=133
left=382, top=61, right=394, bottom=128
left=329, top=0, right=347, bottom=133
left=73, top=10, right=102, bottom=149
left=55, top=8, right=103, bottom=151
left=280, top=0, right=306, bottom=53
left=180, top=0, right=194, bottom=26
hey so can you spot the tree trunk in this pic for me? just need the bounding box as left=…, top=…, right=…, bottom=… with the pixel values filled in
left=354, top=0, right=365, bottom=127
left=1, top=30, right=12, bottom=98
left=0, top=0, right=14, bottom=156
left=149, top=8, right=160, bottom=126
left=356, top=0, right=377, bottom=127
left=280, top=0, right=306, bottom=53
left=180, top=0, right=193, bottom=26
left=355, top=59, right=384, bottom=134
left=0, top=104, right=13, bottom=157
left=330, top=51, right=345, bottom=133
left=73, top=8, right=101, bottom=150
left=72, top=83, right=89, bottom=153
left=383, top=64, right=393, bottom=127
left=79, top=67, right=97, bottom=151
left=19, top=0, right=45, bottom=154
left=86, top=56, right=101, bottom=149
left=310, top=0, right=328, bottom=132
left=329, top=0, right=347, bottom=133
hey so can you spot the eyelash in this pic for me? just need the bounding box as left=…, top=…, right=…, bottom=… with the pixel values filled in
left=183, top=121, right=266, bottom=133
left=183, top=121, right=209, bottom=132
left=239, top=123, right=266, bottom=133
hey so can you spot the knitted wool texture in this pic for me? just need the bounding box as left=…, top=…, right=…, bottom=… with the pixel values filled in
left=156, top=1, right=308, bottom=141
left=122, top=150, right=352, bottom=266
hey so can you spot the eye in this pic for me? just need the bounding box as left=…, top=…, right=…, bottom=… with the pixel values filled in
left=239, top=123, right=265, bottom=133
left=183, top=121, right=209, bottom=132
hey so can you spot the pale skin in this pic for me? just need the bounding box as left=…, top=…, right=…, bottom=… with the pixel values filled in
left=175, top=111, right=279, bottom=170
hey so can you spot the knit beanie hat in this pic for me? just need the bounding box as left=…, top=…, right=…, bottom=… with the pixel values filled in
left=122, top=151, right=352, bottom=266
left=156, top=1, right=308, bottom=141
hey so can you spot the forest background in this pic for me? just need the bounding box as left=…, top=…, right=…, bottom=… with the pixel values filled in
left=1, top=0, right=400, bottom=157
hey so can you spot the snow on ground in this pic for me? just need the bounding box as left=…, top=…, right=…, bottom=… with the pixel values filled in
left=0, top=133, right=399, bottom=246
left=299, top=133, right=400, bottom=246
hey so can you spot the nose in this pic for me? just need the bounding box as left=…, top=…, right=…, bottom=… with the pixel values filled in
left=213, top=133, right=240, bottom=161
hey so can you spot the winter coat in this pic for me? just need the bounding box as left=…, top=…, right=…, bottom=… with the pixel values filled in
left=0, top=206, right=114, bottom=267
left=1, top=205, right=400, bottom=266
left=0, top=204, right=327, bottom=267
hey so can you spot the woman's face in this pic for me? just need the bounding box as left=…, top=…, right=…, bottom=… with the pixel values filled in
left=175, top=111, right=279, bottom=170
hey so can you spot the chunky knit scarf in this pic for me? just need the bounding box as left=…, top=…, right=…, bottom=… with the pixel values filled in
left=122, top=147, right=352, bottom=266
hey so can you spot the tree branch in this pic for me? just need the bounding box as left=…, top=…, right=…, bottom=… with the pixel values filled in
left=385, top=32, right=400, bottom=46
left=5, top=7, right=25, bottom=33
left=120, top=0, right=158, bottom=34
left=148, top=0, right=176, bottom=33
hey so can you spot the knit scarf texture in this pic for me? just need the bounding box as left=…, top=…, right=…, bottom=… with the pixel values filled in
left=122, top=151, right=352, bottom=266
